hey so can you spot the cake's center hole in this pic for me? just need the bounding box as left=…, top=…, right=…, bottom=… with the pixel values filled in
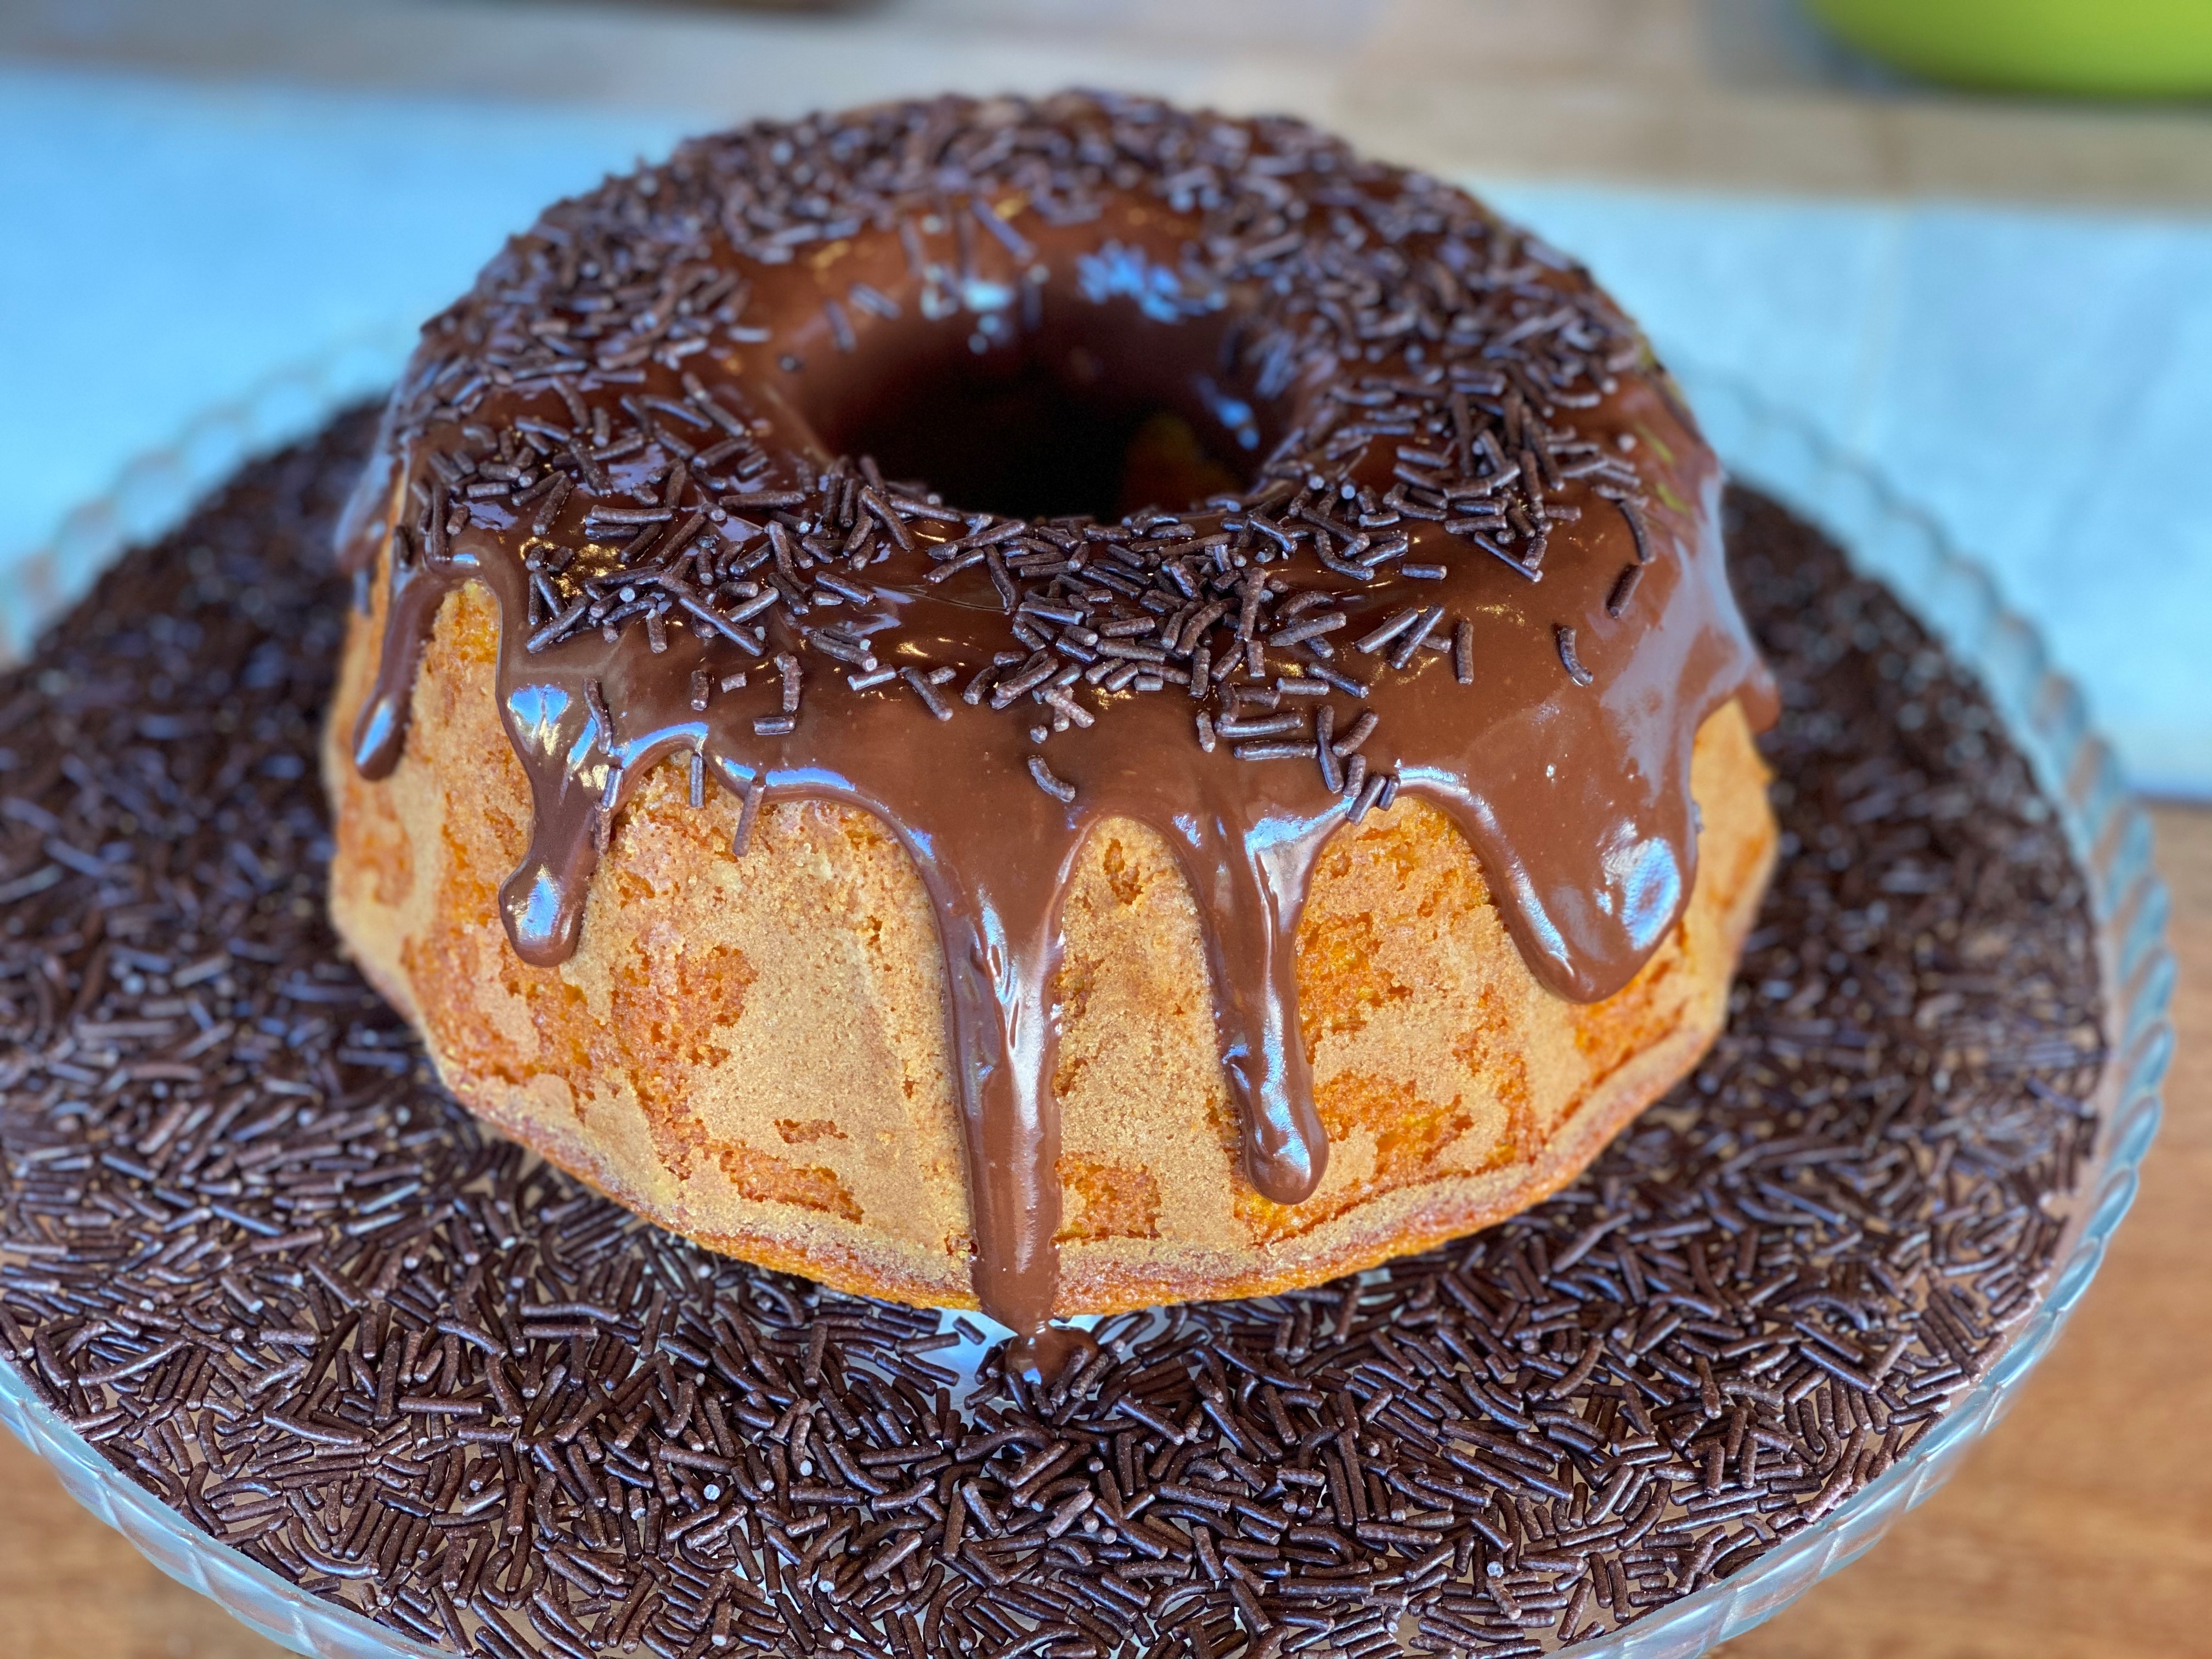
left=798, top=284, right=1283, bottom=522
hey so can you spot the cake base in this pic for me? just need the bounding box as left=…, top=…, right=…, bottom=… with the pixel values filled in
left=0, top=413, right=2106, bottom=1659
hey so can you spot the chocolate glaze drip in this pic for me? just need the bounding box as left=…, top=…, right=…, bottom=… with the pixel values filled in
left=337, top=95, right=1774, bottom=1369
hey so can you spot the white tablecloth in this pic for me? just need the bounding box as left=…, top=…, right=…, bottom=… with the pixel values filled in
left=5, top=64, right=2208, bottom=793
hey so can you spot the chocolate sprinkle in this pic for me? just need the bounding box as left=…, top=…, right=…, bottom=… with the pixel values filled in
left=1555, top=625, right=1595, bottom=687
left=1027, top=757, right=1079, bottom=804
left=0, top=421, right=2105, bottom=1658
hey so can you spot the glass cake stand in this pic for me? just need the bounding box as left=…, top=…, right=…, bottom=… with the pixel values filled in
left=0, top=347, right=2177, bottom=1659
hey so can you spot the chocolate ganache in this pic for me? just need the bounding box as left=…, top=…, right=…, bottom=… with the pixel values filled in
left=338, top=93, right=1775, bottom=1373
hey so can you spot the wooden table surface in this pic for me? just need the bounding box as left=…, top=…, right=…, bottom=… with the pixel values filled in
left=0, top=801, right=2204, bottom=1656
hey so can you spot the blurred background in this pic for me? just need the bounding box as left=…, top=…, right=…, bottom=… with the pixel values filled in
left=1, top=3, right=2210, bottom=1657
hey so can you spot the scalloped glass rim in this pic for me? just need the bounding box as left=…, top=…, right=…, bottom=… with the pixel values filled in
left=0, top=347, right=2175, bottom=1659
left=0, top=324, right=418, bottom=668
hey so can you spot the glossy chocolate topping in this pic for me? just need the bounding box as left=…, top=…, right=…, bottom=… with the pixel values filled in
left=337, top=93, right=1775, bottom=1372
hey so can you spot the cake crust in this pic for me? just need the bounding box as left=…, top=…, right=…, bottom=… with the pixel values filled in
left=325, top=569, right=1776, bottom=1316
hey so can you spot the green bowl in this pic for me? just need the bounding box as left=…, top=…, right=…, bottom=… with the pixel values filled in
left=1808, top=0, right=2212, bottom=95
